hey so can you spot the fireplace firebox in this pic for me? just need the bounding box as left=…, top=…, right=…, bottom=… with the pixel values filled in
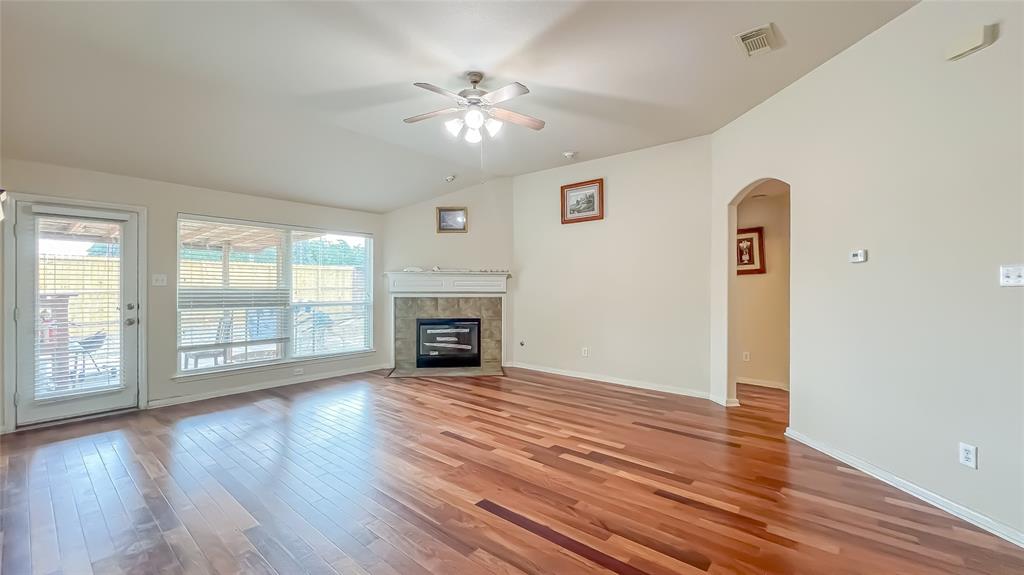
left=416, top=318, right=481, bottom=368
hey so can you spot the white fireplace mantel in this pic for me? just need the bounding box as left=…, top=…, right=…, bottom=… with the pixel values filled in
left=385, top=271, right=510, bottom=294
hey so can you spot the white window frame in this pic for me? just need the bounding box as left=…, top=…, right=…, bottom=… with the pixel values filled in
left=174, top=213, right=374, bottom=377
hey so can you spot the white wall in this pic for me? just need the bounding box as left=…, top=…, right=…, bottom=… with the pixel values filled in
left=711, top=1, right=1022, bottom=535
left=511, top=138, right=712, bottom=397
left=383, top=178, right=513, bottom=271
left=0, top=159, right=391, bottom=430
left=733, top=184, right=790, bottom=388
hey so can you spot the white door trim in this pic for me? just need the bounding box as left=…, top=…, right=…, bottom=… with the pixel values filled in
left=2, top=192, right=148, bottom=433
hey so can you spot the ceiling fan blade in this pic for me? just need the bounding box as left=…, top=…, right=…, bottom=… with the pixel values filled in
left=403, top=107, right=461, bottom=124
left=489, top=107, right=545, bottom=130
left=481, top=82, right=529, bottom=105
left=413, top=82, right=467, bottom=104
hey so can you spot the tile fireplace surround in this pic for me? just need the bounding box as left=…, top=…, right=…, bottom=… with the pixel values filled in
left=386, top=271, right=510, bottom=377
left=393, top=297, right=502, bottom=374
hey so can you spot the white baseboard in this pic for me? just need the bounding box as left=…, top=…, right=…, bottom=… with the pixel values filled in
left=147, top=363, right=391, bottom=409
left=508, top=362, right=710, bottom=401
left=785, top=428, right=1024, bottom=549
left=736, top=377, right=789, bottom=390
left=709, top=393, right=741, bottom=407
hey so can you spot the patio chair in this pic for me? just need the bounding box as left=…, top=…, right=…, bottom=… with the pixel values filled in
left=183, top=317, right=230, bottom=369
left=70, top=331, right=108, bottom=379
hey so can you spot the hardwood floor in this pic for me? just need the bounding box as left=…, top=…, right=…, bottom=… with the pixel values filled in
left=2, top=369, right=1021, bottom=575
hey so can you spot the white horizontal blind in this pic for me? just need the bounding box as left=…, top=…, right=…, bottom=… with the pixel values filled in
left=291, top=231, right=372, bottom=357
left=177, top=216, right=372, bottom=372
left=178, top=218, right=287, bottom=370
left=34, top=216, right=124, bottom=399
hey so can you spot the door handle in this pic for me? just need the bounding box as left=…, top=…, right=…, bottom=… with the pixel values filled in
left=124, top=318, right=138, bottom=326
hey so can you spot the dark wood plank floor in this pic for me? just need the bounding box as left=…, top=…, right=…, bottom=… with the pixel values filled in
left=2, top=368, right=1022, bottom=574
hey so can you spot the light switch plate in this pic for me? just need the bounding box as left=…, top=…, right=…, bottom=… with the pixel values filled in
left=1000, top=265, right=1024, bottom=287
left=849, top=249, right=868, bottom=263
left=151, top=273, right=168, bottom=287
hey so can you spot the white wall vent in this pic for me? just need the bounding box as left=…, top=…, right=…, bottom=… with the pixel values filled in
left=737, top=25, right=776, bottom=57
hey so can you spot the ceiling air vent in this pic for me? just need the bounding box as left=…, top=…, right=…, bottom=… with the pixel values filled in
left=737, top=25, right=776, bottom=57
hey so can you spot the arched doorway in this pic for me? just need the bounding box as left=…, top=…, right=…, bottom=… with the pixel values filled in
left=725, top=178, right=791, bottom=408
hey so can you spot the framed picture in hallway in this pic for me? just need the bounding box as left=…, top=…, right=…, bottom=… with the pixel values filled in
left=561, top=178, right=604, bottom=224
left=436, top=206, right=468, bottom=233
left=737, top=226, right=766, bottom=274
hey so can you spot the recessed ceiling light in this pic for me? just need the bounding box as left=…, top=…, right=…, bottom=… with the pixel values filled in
left=563, top=151, right=578, bottom=161
left=444, top=175, right=456, bottom=183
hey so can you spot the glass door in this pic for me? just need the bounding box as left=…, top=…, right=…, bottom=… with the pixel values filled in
left=14, top=202, right=140, bottom=425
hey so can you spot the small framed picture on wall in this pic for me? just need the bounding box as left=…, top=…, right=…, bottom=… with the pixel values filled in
left=736, top=226, right=766, bottom=274
left=436, top=206, right=468, bottom=233
left=561, top=178, right=604, bottom=224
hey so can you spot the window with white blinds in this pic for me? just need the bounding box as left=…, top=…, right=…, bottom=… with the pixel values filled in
left=177, top=215, right=373, bottom=373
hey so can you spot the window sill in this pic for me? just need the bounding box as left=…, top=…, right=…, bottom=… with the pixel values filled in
left=171, top=349, right=377, bottom=383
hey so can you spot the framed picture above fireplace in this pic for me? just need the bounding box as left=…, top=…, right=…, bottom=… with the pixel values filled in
left=561, top=178, right=604, bottom=224
left=736, top=226, right=766, bottom=275
left=436, top=206, right=468, bottom=233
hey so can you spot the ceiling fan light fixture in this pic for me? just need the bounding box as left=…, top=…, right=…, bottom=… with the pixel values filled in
left=464, top=107, right=485, bottom=130
left=406, top=73, right=545, bottom=144
left=485, top=118, right=503, bottom=138
left=444, top=118, right=464, bottom=137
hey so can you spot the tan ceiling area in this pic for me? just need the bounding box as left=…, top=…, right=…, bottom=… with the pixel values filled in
left=1, top=1, right=914, bottom=212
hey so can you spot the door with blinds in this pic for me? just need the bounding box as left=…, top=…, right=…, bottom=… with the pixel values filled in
left=14, top=202, right=141, bottom=425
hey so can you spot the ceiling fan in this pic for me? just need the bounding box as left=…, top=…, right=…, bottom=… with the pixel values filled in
left=403, top=71, right=545, bottom=143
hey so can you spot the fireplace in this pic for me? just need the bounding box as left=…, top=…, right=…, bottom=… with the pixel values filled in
left=389, top=289, right=505, bottom=377
left=416, top=318, right=481, bottom=368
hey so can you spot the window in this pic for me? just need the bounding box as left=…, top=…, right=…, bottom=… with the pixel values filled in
left=177, top=215, right=372, bottom=373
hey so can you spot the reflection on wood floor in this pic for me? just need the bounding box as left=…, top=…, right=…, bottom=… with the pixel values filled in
left=2, top=368, right=1021, bottom=574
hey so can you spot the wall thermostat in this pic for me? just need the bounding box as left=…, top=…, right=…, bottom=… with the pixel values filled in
left=849, top=249, right=868, bottom=263
left=1000, top=265, right=1024, bottom=287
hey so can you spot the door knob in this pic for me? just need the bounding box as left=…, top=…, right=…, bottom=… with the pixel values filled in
left=124, top=318, right=138, bottom=326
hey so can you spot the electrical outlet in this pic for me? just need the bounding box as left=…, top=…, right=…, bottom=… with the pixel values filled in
left=742, top=352, right=751, bottom=362
left=958, top=442, right=977, bottom=469
left=293, top=367, right=305, bottom=376
left=151, top=273, right=168, bottom=286
left=581, top=347, right=590, bottom=358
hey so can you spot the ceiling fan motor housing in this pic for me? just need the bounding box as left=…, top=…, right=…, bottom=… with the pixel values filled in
left=460, top=71, right=487, bottom=102
left=459, top=89, right=486, bottom=102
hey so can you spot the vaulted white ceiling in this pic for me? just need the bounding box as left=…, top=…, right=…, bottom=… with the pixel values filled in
left=2, top=1, right=913, bottom=212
